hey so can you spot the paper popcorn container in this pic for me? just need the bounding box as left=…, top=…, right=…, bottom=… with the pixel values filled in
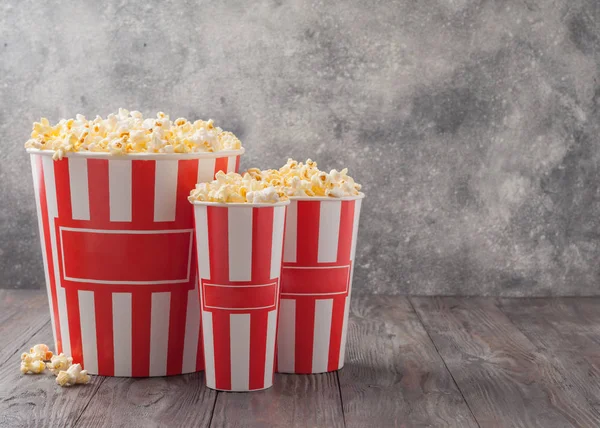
left=192, top=200, right=289, bottom=391
left=28, top=148, right=243, bottom=377
left=276, top=194, right=364, bottom=374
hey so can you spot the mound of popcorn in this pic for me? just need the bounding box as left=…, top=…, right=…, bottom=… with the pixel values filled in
left=189, top=170, right=289, bottom=204
left=255, top=159, right=362, bottom=198
left=19, top=343, right=90, bottom=387
left=24, top=108, right=242, bottom=160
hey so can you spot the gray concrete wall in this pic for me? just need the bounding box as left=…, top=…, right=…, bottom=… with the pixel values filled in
left=1, top=0, right=600, bottom=295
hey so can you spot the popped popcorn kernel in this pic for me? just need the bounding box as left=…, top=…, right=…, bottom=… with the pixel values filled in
left=56, top=363, right=90, bottom=387
left=25, top=110, right=243, bottom=156
left=46, top=353, right=73, bottom=375
left=20, top=359, right=46, bottom=374
left=29, top=344, right=53, bottom=361
left=189, top=171, right=289, bottom=204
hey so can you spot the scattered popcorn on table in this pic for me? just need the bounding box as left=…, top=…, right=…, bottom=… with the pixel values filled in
left=29, top=344, right=53, bottom=361
left=56, top=364, right=90, bottom=387
left=24, top=109, right=242, bottom=160
left=20, top=343, right=53, bottom=374
left=46, top=353, right=73, bottom=375
left=188, top=171, right=289, bottom=204
left=20, top=357, right=46, bottom=374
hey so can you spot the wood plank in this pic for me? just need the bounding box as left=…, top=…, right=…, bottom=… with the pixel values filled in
left=0, top=321, right=106, bottom=428
left=75, top=373, right=216, bottom=428
left=412, top=297, right=600, bottom=428
left=0, top=290, right=51, bottom=366
left=210, top=372, right=344, bottom=428
left=498, top=298, right=600, bottom=407
left=338, top=295, right=477, bottom=428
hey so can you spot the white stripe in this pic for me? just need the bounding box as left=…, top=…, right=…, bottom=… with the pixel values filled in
left=149, top=292, right=171, bottom=376
left=230, top=313, right=251, bottom=391
left=109, top=160, right=132, bottom=221
left=350, top=199, right=362, bottom=261
left=42, top=157, right=57, bottom=217
left=78, top=290, right=98, bottom=374
left=30, top=155, right=57, bottom=349
left=318, top=201, right=341, bottom=263
left=68, top=158, right=90, bottom=220
left=338, top=296, right=351, bottom=369
left=112, top=293, right=133, bottom=376
left=283, top=201, right=297, bottom=262
left=227, top=155, right=237, bottom=172
left=154, top=160, right=178, bottom=222
left=270, top=206, right=286, bottom=279
left=312, top=299, right=333, bottom=373
left=228, top=207, right=253, bottom=281
left=195, top=205, right=211, bottom=279
left=264, top=310, right=277, bottom=387
left=202, top=311, right=216, bottom=389
left=43, top=158, right=71, bottom=356
left=181, top=283, right=201, bottom=373
left=277, top=299, right=295, bottom=373
left=197, top=158, right=216, bottom=183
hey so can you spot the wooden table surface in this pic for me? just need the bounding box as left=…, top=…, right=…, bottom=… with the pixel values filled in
left=1, top=290, right=600, bottom=428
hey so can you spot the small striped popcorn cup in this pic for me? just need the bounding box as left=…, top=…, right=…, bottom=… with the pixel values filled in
left=277, top=194, right=364, bottom=374
left=192, top=199, right=289, bottom=391
left=28, top=148, right=243, bottom=377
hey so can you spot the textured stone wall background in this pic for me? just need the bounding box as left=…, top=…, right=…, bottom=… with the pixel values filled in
left=1, top=0, right=600, bottom=295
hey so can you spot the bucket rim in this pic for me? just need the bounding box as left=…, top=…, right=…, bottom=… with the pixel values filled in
left=26, top=147, right=245, bottom=160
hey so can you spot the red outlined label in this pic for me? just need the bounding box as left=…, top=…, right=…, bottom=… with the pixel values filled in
left=201, top=280, right=278, bottom=311
left=280, top=265, right=351, bottom=297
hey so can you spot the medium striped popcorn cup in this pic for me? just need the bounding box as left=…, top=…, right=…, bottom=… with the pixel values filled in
left=276, top=194, right=364, bottom=374
left=28, top=148, right=243, bottom=377
left=192, top=200, right=289, bottom=391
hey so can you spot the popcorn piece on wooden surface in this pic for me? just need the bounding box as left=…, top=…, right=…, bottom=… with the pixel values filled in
left=46, top=353, right=73, bottom=375
left=29, top=344, right=53, bottom=361
left=56, top=364, right=90, bottom=387
left=24, top=109, right=242, bottom=159
left=20, top=358, right=46, bottom=374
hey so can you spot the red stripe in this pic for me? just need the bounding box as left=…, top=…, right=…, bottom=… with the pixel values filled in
left=207, top=206, right=229, bottom=283
left=327, top=296, right=347, bottom=371
left=214, top=157, right=228, bottom=177
left=196, top=274, right=205, bottom=372
left=167, top=290, right=188, bottom=375
left=53, top=158, right=72, bottom=220
left=87, top=159, right=110, bottom=224
left=249, top=311, right=268, bottom=390
left=252, top=207, right=274, bottom=282
left=132, top=160, right=156, bottom=225
left=94, top=290, right=114, bottom=376
left=65, top=288, right=83, bottom=366
left=175, top=159, right=199, bottom=225
left=294, top=298, right=316, bottom=373
left=212, top=311, right=232, bottom=390
left=235, top=155, right=241, bottom=173
left=131, top=292, right=152, bottom=377
left=37, top=156, right=63, bottom=353
left=337, top=201, right=355, bottom=263
left=296, top=201, right=320, bottom=264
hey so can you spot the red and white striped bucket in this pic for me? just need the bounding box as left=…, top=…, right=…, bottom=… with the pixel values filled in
left=28, top=148, right=243, bottom=377
left=276, top=194, right=364, bottom=374
left=192, top=200, right=289, bottom=391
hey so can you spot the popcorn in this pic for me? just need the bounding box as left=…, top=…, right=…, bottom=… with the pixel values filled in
left=46, top=353, right=73, bottom=375
left=25, top=110, right=243, bottom=160
left=20, top=344, right=53, bottom=374
left=189, top=171, right=288, bottom=204
left=20, top=357, right=46, bottom=374
left=56, top=363, right=90, bottom=387
left=29, top=344, right=53, bottom=361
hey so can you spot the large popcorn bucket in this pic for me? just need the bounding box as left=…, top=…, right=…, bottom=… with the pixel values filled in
left=276, top=194, right=364, bottom=374
left=192, top=200, right=289, bottom=391
left=28, top=148, right=243, bottom=377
